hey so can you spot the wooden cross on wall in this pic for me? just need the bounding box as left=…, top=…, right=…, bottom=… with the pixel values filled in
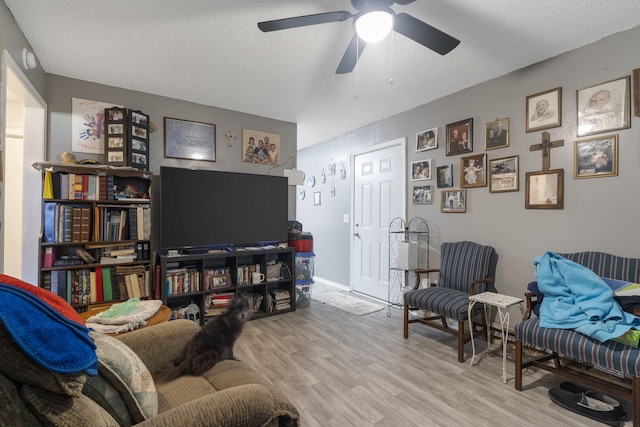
left=529, top=131, right=564, bottom=171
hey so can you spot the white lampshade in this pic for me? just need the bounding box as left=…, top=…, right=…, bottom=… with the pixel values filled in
left=354, top=11, right=394, bottom=43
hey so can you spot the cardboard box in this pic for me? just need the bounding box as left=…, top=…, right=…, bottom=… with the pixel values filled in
left=397, top=241, right=419, bottom=270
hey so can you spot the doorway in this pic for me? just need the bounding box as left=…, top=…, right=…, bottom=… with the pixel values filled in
left=350, top=138, right=406, bottom=301
left=1, top=50, right=47, bottom=283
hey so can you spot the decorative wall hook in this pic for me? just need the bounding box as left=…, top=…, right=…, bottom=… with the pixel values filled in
left=225, top=131, right=237, bottom=147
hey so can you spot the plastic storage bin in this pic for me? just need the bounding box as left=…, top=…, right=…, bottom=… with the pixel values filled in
left=295, top=252, right=315, bottom=281
left=295, top=283, right=313, bottom=308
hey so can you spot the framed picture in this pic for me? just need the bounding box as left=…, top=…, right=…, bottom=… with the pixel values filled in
left=574, top=134, right=618, bottom=179
left=460, top=153, right=487, bottom=188
left=412, top=185, right=433, bottom=205
left=242, top=129, right=281, bottom=165
left=441, top=190, right=466, bottom=213
left=132, top=152, right=147, bottom=166
left=130, top=111, right=148, bottom=126
left=634, top=68, right=640, bottom=117
left=132, top=125, right=147, bottom=139
left=108, top=124, right=124, bottom=135
left=107, top=151, right=124, bottom=163
left=526, top=87, right=562, bottom=132
left=446, top=118, right=472, bottom=156
left=525, top=169, right=564, bottom=209
left=489, top=155, right=519, bottom=193
left=411, top=159, right=431, bottom=181
left=131, top=138, right=147, bottom=152
left=416, top=127, right=437, bottom=151
left=436, top=164, right=453, bottom=188
left=107, top=137, right=124, bottom=148
left=485, top=118, right=509, bottom=150
left=314, top=191, right=321, bottom=206
left=577, top=76, right=631, bottom=137
left=164, top=117, right=216, bottom=162
left=105, top=107, right=125, bottom=122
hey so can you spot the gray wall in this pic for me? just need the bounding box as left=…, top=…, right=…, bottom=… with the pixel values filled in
left=45, top=75, right=298, bottom=232
left=297, top=25, right=640, bottom=302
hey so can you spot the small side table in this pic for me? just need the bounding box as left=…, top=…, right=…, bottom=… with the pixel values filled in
left=468, top=292, right=524, bottom=384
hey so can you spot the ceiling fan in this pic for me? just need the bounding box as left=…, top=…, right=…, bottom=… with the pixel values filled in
left=257, top=0, right=460, bottom=74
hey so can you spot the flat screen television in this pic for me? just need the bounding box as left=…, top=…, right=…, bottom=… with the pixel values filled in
left=159, top=166, right=288, bottom=251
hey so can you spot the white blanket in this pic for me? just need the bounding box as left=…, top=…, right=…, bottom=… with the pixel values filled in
left=86, top=299, right=163, bottom=334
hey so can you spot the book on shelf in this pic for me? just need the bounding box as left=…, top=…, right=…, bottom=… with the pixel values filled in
left=80, top=208, right=91, bottom=241
left=74, top=248, right=96, bottom=264
left=42, top=247, right=56, bottom=268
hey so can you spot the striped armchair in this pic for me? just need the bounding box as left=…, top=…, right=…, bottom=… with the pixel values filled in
left=515, top=251, right=640, bottom=426
left=403, top=241, right=498, bottom=363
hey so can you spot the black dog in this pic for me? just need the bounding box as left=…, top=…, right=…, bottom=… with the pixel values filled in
left=156, top=295, right=250, bottom=382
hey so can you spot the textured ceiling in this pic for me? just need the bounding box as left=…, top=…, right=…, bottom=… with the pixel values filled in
left=5, top=0, right=640, bottom=149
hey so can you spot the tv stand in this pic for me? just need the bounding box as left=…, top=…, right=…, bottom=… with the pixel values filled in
left=158, top=246, right=295, bottom=323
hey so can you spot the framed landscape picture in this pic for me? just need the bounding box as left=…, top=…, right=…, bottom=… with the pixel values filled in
left=525, top=169, right=564, bottom=209
left=576, top=76, right=630, bottom=137
left=634, top=68, right=640, bottom=117
left=489, top=155, right=519, bottom=193
left=460, top=153, right=487, bottom=188
left=526, top=87, right=561, bottom=133
left=484, top=117, right=509, bottom=150
left=574, top=134, right=618, bottom=179
left=441, top=190, right=466, bottom=213
left=446, top=118, right=472, bottom=156
left=164, top=117, right=216, bottom=162
left=416, top=128, right=437, bottom=151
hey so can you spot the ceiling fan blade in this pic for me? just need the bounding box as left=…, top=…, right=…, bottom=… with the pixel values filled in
left=336, top=34, right=367, bottom=74
left=394, top=13, right=460, bottom=55
left=258, top=11, right=352, bottom=32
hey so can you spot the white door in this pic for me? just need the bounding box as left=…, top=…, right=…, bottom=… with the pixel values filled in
left=1, top=51, right=46, bottom=283
left=351, top=138, right=405, bottom=301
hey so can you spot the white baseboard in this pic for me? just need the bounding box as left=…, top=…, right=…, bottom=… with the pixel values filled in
left=313, top=276, right=350, bottom=291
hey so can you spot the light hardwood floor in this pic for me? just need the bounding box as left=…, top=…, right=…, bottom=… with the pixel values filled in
left=234, top=292, right=633, bottom=426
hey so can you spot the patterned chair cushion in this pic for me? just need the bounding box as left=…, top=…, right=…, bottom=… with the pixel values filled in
left=439, top=241, right=496, bottom=293
left=515, top=317, right=640, bottom=379
left=404, top=287, right=483, bottom=321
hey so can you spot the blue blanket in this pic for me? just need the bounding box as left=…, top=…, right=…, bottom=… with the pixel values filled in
left=534, top=251, right=640, bottom=342
left=0, top=283, right=97, bottom=375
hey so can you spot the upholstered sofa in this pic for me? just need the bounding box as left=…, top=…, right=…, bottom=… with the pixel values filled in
left=0, top=317, right=300, bottom=426
left=514, top=251, right=640, bottom=426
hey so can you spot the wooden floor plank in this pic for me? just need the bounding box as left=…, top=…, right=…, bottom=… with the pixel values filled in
left=234, top=295, right=633, bottom=426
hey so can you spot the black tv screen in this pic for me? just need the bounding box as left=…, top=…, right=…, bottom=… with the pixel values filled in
left=159, top=166, right=288, bottom=251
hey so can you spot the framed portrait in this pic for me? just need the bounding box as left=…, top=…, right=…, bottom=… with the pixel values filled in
left=441, top=190, right=466, bottom=213
left=411, top=159, right=431, bottom=181
left=130, top=110, right=148, bottom=126
left=132, top=125, right=147, bottom=139
left=132, top=153, right=147, bottom=166
left=108, top=124, right=124, bottom=135
left=416, top=127, right=437, bottom=151
left=412, top=185, right=433, bottom=205
left=489, top=155, right=519, bottom=193
left=634, top=68, right=640, bottom=117
left=314, top=191, right=321, bottom=206
left=574, top=134, right=618, bottom=179
left=242, top=129, right=281, bottom=165
left=525, top=169, right=564, bottom=209
left=107, top=151, right=124, bottom=164
left=577, top=76, right=630, bottom=137
left=436, top=164, right=453, bottom=188
left=107, top=137, right=124, bottom=148
left=484, top=118, right=509, bottom=150
left=446, top=118, right=472, bottom=156
left=526, top=87, right=562, bottom=133
left=460, top=153, right=487, bottom=188
left=164, top=117, right=216, bottom=162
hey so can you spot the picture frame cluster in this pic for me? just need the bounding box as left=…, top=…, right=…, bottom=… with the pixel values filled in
left=104, top=107, right=150, bottom=170
left=410, top=71, right=633, bottom=211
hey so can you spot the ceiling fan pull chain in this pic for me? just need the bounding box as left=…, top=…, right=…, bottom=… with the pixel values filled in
left=390, top=29, right=394, bottom=85
left=355, top=36, right=360, bottom=99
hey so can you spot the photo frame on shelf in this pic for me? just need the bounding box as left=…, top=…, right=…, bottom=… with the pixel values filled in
left=576, top=76, right=630, bottom=137
left=127, top=109, right=149, bottom=171
left=574, top=134, right=618, bottom=179
left=484, top=117, right=509, bottom=150
left=242, top=129, right=281, bottom=165
left=634, top=68, right=640, bottom=117
left=164, top=117, right=216, bottom=162
left=104, top=107, right=127, bottom=167
left=411, top=159, right=431, bottom=181
left=412, top=185, right=433, bottom=205
left=441, top=190, right=466, bottom=213
left=526, top=87, right=561, bottom=133
left=446, top=118, right=472, bottom=156
left=489, top=155, right=519, bottom=193
left=525, top=169, right=564, bottom=209
left=416, top=127, right=437, bottom=151
left=460, top=153, right=487, bottom=188
left=436, top=164, right=453, bottom=188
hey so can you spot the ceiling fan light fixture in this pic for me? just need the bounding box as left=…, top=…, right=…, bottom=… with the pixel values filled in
left=354, top=10, right=393, bottom=43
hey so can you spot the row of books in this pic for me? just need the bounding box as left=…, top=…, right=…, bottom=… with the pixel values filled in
left=43, top=244, right=150, bottom=268
left=42, top=265, right=151, bottom=306
left=271, top=289, right=291, bottom=311
left=44, top=172, right=116, bottom=201
left=204, top=291, right=236, bottom=316
left=43, top=203, right=150, bottom=243
left=166, top=267, right=201, bottom=296
left=237, top=264, right=261, bottom=285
